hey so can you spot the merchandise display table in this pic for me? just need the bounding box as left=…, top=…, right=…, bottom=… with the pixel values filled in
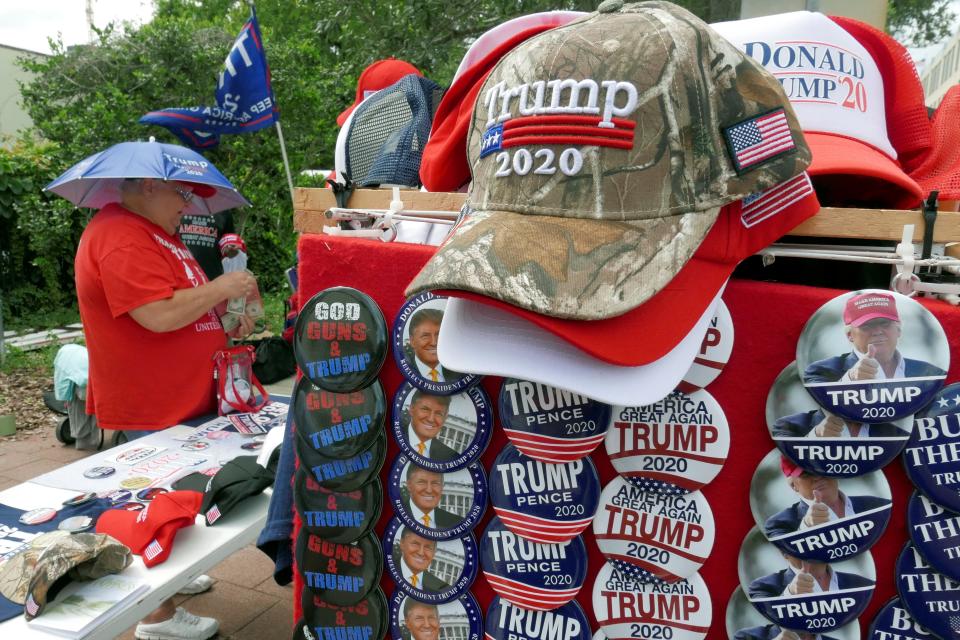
left=295, top=233, right=960, bottom=638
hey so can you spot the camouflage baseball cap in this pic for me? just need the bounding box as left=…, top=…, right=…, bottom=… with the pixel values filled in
left=407, top=0, right=811, bottom=319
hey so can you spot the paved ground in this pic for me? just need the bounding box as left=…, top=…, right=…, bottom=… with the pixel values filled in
left=0, top=376, right=297, bottom=639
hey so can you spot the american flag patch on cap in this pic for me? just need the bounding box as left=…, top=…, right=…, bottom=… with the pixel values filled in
left=740, top=173, right=813, bottom=228
left=206, top=504, right=221, bottom=524
left=144, top=539, right=163, bottom=561
left=723, top=107, right=795, bottom=174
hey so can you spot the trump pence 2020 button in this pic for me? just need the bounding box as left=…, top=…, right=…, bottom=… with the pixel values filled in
left=489, top=442, right=600, bottom=544
left=604, top=389, right=729, bottom=493
left=296, top=530, right=381, bottom=606
left=907, top=491, right=960, bottom=582
left=593, top=476, right=714, bottom=583
left=896, top=542, right=960, bottom=640
left=903, top=382, right=960, bottom=513
left=294, top=467, right=382, bottom=543
left=485, top=596, right=590, bottom=640
left=293, top=377, right=386, bottom=459
left=479, top=516, right=587, bottom=611
left=382, top=516, right=477, bottom=604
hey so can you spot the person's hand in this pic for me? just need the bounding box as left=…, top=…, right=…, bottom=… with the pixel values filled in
left=848, top=344, right=879, bottom=381
left=787, top=565, right=815, bottom=595
left=814, top=413, right=845, bottom=437
left=214, top=270, right=256, bottom=300
left=803, top=490, right=831, bottom=527
left=227, top=313, right=256, bottom=340
left=773, top=630, right=801, bottom=640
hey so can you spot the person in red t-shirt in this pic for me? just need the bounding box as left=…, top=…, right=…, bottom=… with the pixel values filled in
left=74, top=177, right=256, bottom=640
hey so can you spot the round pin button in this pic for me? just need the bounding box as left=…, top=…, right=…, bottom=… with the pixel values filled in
left=726, top=585, right=861, bottom=640
left=83, top=466, right=115, bottom=479
left=479, top=515, right=586, bottom=611
left=739, top=526, right=875, bottom=634
left=382, top=516, right=477, bottom=604
left=389, top=591, right=482, bottom=640
left=768, top=361, right=913, bottom=478
left=750, top=448, right=892, bottom=563
left=296, top=429, right=387, bottom=492
left=797, top=289, right=948, bottom=424
left=867, top=596, right=935, bottom=640
left=904, top=382, right=960, bottom=513
left=120, top=476, right=151, bottom=490
left=485, top=596, right=590, bottom=640
left=294, top=467, right=382, bottom=544
left=294, top=287, right=387, bottom=393
left=677, top=299, right=734, bottom=394
left=907, top=491, right=960, bottom=582
left=393, top=292, right=482, bottom=395
left=498, top=378, right=612, bottom=463
left=489, top=442, right=599, bottom=544
left=101, top=489, right=132, bottom=505
left=294, top=377, right=386, bottom=459
left=116, top=502, right=145, bottom=512
left=58, top=515, right=93, bottom=532
left=592, top=475, right=714, bottom=583
left=62, top=492, right=97, bottom=508
left=896, top=542, right=960, bottom=640
left=594, top=560, right=712, bottom=640
left=605, top=389, right=730, bottom=493
left=392, top=382, right=492, bottom=472
left=388, top=456, right=486, bottom=541
left=296, top=531, right=382, bottom=606
left=240, top=441, right=262, bottom=451
left=19, top=508, right=57, bottom=525
left=137, top=488, right=169, bottom=502
left=299, top=586, right=389, bottom=640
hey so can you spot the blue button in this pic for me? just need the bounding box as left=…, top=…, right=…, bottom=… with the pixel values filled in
left=485, top=596, right=590, bottom=640
left=895, top=542, right=960, bottom=640
left=907, top=491, right=960, bottom=582
left=389, top=591, right=482, bottom=640
left=903, top=382, right=960, bottom=513
left=866, top=596, right=935, bottom=640
left=382, top=516, right=477, bottom=604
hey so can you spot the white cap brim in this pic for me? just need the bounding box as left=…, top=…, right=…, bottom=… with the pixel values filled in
left=437, top=284, right=726, bottom=405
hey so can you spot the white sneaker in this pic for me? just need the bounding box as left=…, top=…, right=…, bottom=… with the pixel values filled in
left=177, top=574, right=214, bottom=595
left=134, top=607, right=219, bottom=640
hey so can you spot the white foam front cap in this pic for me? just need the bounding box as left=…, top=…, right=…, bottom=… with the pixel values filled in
left=711, top=11, right=896, bottom=160
left=437, top=285, right=725, bottom=406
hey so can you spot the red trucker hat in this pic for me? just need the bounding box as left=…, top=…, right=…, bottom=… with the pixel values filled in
left=843, top=292, right=900, bottom=327
left=337, top=58, right=422, bottom=127
left=96, top=490, right=202, bottom=567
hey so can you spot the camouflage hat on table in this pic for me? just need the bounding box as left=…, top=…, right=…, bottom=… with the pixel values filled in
left=406, top=0, right=811, bottom=319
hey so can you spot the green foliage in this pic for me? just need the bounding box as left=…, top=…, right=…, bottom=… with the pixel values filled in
left=888, top=0, right=956, bottom=47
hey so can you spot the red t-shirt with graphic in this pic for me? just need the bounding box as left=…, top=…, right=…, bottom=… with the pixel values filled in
left=75, top=203, right=226, bottom=430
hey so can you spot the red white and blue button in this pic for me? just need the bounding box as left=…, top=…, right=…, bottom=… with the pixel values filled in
left=382, top=516, right=477, bottom=604
left=895, top=542, right=960, bottom=640
left=903, top=382, right=960, bottom=513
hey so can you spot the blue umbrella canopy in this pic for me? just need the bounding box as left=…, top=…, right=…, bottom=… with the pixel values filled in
left=44, top=138, right=250, bottom=215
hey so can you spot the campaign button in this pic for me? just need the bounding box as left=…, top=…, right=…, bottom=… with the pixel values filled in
left=294, top=377, right=386, bottom=459
left=498, top=378, right=612, bottom=463
left=120, top=476, right=151, bottom=489
left=388, top=456, right=486, bottom=542
left=389, top=591, right=482, bottom=640
left=383, top=517, right=476, bottom=604
left=485, top=596, right=590, bottom=640
left=907, top=492, right=960, bottom=582
left=768, top=362, right=912, bottom=478
left=240, top=441, right=262, bottom=451
left=896, top=542, right=960, bottom=640
left=393, top=292, right=482, bottom=396
left=677, top=300, right=734, bottom=394
left=296, top=530, right=381, bottom=606
left=83, top=466, right=115, bottom=479
left=739, top=526, right=875, bottom=634
left=593, top=476, right=714, bottom=583
left=605, top=389, right=730, bottom=493
left=903, top=382, right=960, bottom=513
left=181, top=441, right=210, bottom=451
left=116, top=502, right=145, bottom=512
left=751, top=448, right=893, bottom=563
left=867, top=596, right=936, bottom=640
left=137, top=488, right=169, bottom=502
left=101, top=489, right=132, bottom=505
left=489, top=442, right=599, bottom=544
left=294, top=467, right=382, bottom=544
left=299, top=586, right=389, bottom=640
left=797, top=290, right=948, bottom=424
left=19, top=508, right=57, bottom=525
left=294, top=287, right=387, bottom=393
left=392, top=382, right=492, bottom=473
left=479, top=515, right=586, bottom=611
left=296, top=428, right=386, bottom=492
left=57, top=515, right=93, bottom=532
left=594, top=560, right=712, bottom=640
left=62, top=492, right=97, bottom=508
left=725, top=584, right=862, bottom=640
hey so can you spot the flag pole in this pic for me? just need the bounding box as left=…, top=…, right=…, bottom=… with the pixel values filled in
left=275, top=120, right=296, bottom=211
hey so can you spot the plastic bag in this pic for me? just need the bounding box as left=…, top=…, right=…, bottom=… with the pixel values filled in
left=213, top=345, right=268, bottom=415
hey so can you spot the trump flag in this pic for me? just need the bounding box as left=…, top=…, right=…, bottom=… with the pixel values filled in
left=139, top=9, right=278, bottom=149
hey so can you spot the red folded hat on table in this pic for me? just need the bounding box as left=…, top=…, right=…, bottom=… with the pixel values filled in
left=96, top=490, right=202, bottom=568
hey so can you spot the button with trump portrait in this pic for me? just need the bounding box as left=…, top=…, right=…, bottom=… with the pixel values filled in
left=388, top=456, right=486, bottom=541
left=293, top=377, right=386, bottom=459
left=294, top=467, right=382, bottom=544
left=498, top=378, right=612, bottom=464
left=739, top=526, right=876, bottom=634
left=294, top=287, right=387, bottom=393
left=797, top=290, right=948, bottom=424
left=392, top=382, right=492, bottom=472
left=390, top=592, right=482, bottom=640
left=677, top=299, right=734, bottom=394
left=489, top=442, right=599, bottom=544
left=479, top=515, right=587, bottom=611
left=767, top=361, right=913, bottom=478
left=382, top=517, right=477, bottom=604
left=298, top=586, right=389, bottom=640
left=296, top=428, right=386, bottom=492
left=903, top=382, right=960, bottom=513
left=726, top=584, right=863, bottom=640
left=750, top=449, right=892, bottom=563
left=907, top=491, right=960, bottom=582
left=867, top=596, right=936, bottom=640
left=393, top=292, right=481, bottom=395
left=592, top=476, right=714, bottom=583
left=593, top=560, right=712, bottom=640
left=296, top=530, right=382, bottom=606
left=895, top=542, right=960, bottom=640
left=485, top=596, right=591, bottom=640
left=604, top=389, right=730, bottom=494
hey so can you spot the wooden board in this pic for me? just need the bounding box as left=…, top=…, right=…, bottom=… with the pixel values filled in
left=293, top=187, right=960, bottom=243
